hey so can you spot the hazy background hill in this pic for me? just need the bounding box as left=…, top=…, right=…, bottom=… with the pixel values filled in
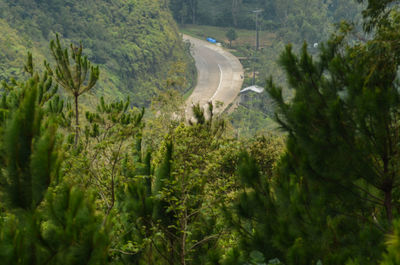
left=0, top=0, right=195, bottom=106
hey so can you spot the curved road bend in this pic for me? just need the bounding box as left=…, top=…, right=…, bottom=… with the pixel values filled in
left=183, top=34, right=244, bottom=119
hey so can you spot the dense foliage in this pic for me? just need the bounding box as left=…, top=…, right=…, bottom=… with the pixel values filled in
left=263, top=1, right=400, bottom=263
left=0, top=35, right=284, bottom=264
left=3, top=0, right=400, bottom=264
left=0, top=0, right=196, bottom=106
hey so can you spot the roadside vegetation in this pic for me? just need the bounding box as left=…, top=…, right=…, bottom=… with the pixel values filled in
left=176, top=0, right=363, bottom=136
left=180, top=24, right=276, bottom=47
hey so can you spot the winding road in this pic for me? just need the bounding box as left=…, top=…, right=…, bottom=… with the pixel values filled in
left=183, top=34, right=244, bottom=118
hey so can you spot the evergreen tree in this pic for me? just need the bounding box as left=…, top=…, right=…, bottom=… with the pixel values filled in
left=222, top=136, right=284, bottom=265
left=79, top=96, right=144, bottom=214
left=381, top=220, right=400, bottom=265
left=265, top=13, right=400, bottom=264
left=358, top=0, right=397, bottom=30
left=46, top=34, right=99, bottom=145
left=1, top=55, right=61, bottom=211
left=114, top=148, right=155, bottom=264
left=114, top=105, right=229, bottom=265
left=0, top=40, right=110, bottom=265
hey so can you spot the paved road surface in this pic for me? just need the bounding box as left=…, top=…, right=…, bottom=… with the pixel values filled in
left=183, top=34, right=243, bottom=119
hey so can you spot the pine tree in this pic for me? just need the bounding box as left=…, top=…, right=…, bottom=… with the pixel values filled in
left=45, top=34, right=99, bottom=145
left=151, top=108, right=227, bottom=265
left=265, top=14, right=400, bottom=264
left=357, top=0, right=397, bottom=30
left=381, top=220, right=400, bottom=265
left=114, top=105, right=229, bottom=265
left=1, top=61, right=60, bottom=211
left=152, top=140, right=179, bottom=265
left=221, top=136, right=284, bottom=265
left=0, top=39, right=110, bottom=265
left=80, top=96, right=144, bottom=214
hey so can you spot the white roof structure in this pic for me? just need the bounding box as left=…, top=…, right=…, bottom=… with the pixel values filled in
left=239, top=85, right=264, bottom=94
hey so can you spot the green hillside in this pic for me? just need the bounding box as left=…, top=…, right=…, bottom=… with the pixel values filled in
left=0, top=0, right=195, bottom=106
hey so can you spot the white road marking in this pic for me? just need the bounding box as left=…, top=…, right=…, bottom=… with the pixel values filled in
left=210, top=64, right=223, bottom=101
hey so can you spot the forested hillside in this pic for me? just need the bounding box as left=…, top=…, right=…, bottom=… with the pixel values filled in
left=0, top=0, right=195, bottom=105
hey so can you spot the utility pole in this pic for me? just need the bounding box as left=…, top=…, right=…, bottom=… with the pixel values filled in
left=253, top=9, right=262, bottom=51
left=252, top=9, right=262, bottom=85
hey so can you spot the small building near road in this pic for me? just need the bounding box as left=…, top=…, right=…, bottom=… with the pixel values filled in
left=238, top=85, right=265, bottom=104
left=239, top=85, right=264, bottom=94
left=237, top=85, right=275, bottom=117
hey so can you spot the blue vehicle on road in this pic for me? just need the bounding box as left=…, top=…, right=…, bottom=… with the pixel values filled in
left=206, top=37, right=217, bottom=44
